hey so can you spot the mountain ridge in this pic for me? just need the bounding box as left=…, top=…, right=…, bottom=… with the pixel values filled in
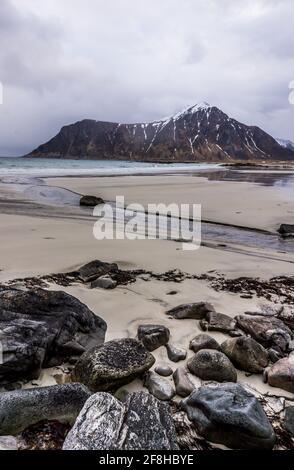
left=26, top=103, right=294, bottom=162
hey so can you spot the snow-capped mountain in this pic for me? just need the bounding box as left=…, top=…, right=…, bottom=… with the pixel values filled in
left=276, top=138, right=294, bottom=152
left=27, top=103, right=294, bottom=161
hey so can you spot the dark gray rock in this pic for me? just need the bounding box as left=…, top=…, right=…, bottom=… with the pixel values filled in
left=187, top=349, right=237, bottom=382
left=278, top=224, right=294, bottom=237
left=166, top=302, right=215, bottom=320
left=80, top=195, right=104, bottom=207
left=173, top=367, right=196, bottom=398
left=182, top=383, right=275, bottom=450
left=91, top=275, right=117, bottom=290
left=0, top=288, right=107, bottom=384
left=78, top=260, right=118, bottom=283
left=145, top=372, right=176, bottom=401
left=200, top=311, right=236, bottom=334
left=189, top=334, right=220, bottom=354
left=63, top=392, right=179, bottom=450
left=166, top=344, right=187, bottom=363
left=267, top=357, right=294, bottom=393
left=73, top=338, right=155, bottom=392
left=137, top=324, right=170, bottom=352
left=155, top=365, right=173, bottom=377
left=221, top=336, right=269, bottom=374
left=284, top=407, right=294, bottom=437
left=0, top=383, right=91, bottom=436
left=278, top=306, right=294, bottom=330
left=236, top=314, right=292, bottom=353
left=18, top=420, right=71, bottom=450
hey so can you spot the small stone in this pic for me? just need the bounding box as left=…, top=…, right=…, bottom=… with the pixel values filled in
left=200, top=311, right=236, bottom=334
left=155, top=365, right=173, bottom=377
left=80, top=195, right=104, bottom=207
left=91, top=275, right=117, bottom=290
left=267, top=356, right=294, bottom=393
left=166, top=344, right=187, bottom=363
left=137, top=325, right=170, bottom=352
left=173, top=367, right=196, bottom=398
left=145, top=372, right=176, bottom=401
left=78, top=260, right=118, bottom=283
left=189, top=334, right=219, bottom=354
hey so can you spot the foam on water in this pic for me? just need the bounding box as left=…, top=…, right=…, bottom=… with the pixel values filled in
left=0, top=157, right=221, bottom=178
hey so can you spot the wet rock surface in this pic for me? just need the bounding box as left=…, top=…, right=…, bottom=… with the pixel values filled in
left=155, top=364, right=173, bottom=377
left=78, top=260, right=118, bottom=283
left=236, top=314, right=292, bottom=353
left=166, top=344, right=187, bottom=362
left=0, top=287, right=107, bottom=384
left=145, top=372, right=176, bottom=401
left=80, top=195, right=104, bottom=207
left=0, top=383, right=91, bottom=436
left=182, top=383, right=276, bottom=450
left=267, top=356, right=294, bottom=393
left=63, top=392, right=179, bottom=450
left=73, top=338, right=155, bottom=392
left=221, top=336, right=269, bottom=373
left=189, top=334, right=220, bottom=353
left=137, top=324, right=170, bottom=352
left=173, top=367, right=196, bottom=398
left=187, top=349, right=237, bottom=382
left=200, top=311, right=236, bottom=334
left=166, top=302, right=215, bottom=320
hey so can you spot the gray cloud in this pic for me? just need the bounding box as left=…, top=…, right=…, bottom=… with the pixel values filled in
left=0, top=0, right=293, bottom=156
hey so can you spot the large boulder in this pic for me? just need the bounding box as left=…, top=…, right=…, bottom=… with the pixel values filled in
left=145, top=372, right=176, bottom=401
left=78, top=260, right=118, bottom=283
left=200, top=311, right=236, bottom=334
left=0, top=288, right=107, bottom=384
left=221, top=336, right=269, bottom=374
left=137, top=325, right=170, bottom=351
left=187, top=349, right=237, bottom=383
left=0, top=383, right=91, bottom=436
left=189, top=334, right=220, bottom=354
left=73, top=338, right=155, bottom=392
left=166, top=302, right=215, bottom=320
left=63, top=392, right=179, bottom=450
left=236, top=314, right=292, bottom=353
left=182, top=383, right=275, bottom=450
left=266, top=356, right=294, bottom=393
left=80, top=195, right=104, bottom=207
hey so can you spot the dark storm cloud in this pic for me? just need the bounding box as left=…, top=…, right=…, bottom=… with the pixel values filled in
left=0, top=0, right=293, bottom=155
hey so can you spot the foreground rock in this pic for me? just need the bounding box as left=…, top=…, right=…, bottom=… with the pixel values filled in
left=173, top=367, right=196, bottom=398
left=266, top=356, right=294, bottom=393
left=221, top=336, right=269, bottom=374
left=155, top=364, right=173, bottom=377
left=189, top=334, right=220, bottom=354
left=166, top=302, right=215, bottom=320
left=137, top=325, right=170, bottom=351
left=73, top=338, right=155, bottom=392
left=166, top=344, right=187, bottom=362
left=278, top=224, right=294, bottom=237
left=63, top=392, right=179, bottom=450
left=0, top=288, right=107, bottom=384
left=18, top=420, right=71, bottom=450
left=145, top=372, right=176, bottom=401
left=284, top=407, right=294, bottom=437
left=200, top=311, right=236, bottom=334
left=0, top=383, right=91, bottom=436
left=236, top=314, right=292, bottom=353
left=78, top=260, right=118, bottom=283
left=80, top=195, right=104, bottom=207
left=187, top=349, right=237, bottom=382
left=182, top=383, right=275, bottom=450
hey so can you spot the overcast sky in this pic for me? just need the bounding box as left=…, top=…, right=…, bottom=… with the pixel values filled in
left=0, top=0, right=293, bottom=156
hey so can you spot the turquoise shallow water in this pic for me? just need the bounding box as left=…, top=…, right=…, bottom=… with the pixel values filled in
left=0, top=157, right=220, bottom=177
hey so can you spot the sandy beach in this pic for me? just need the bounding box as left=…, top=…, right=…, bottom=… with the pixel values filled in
left=0, top=168, right=293, bottom=407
